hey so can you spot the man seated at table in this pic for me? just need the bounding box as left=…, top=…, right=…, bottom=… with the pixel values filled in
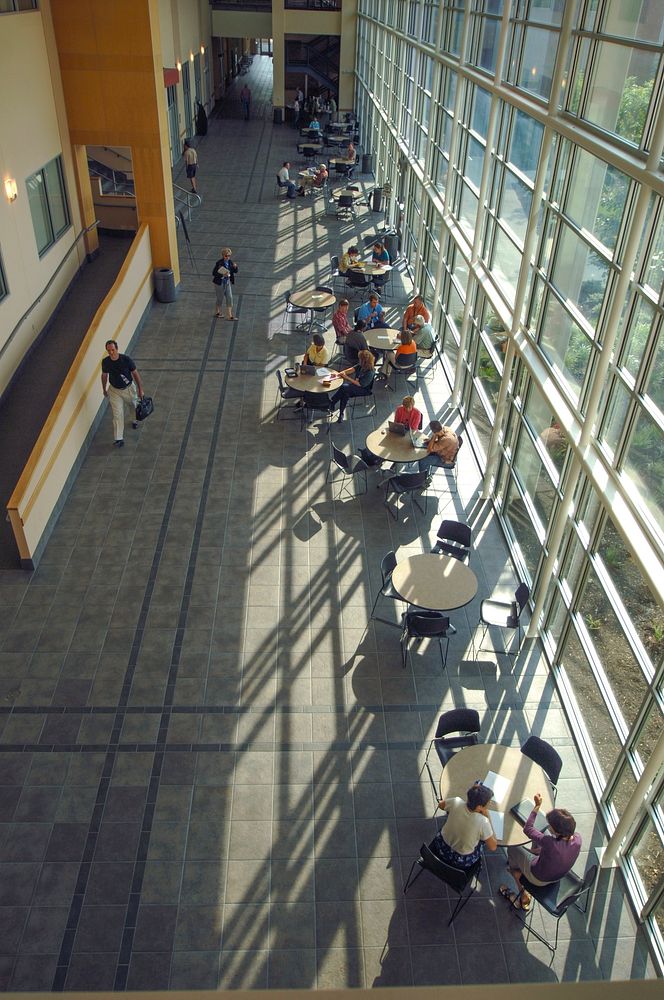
left=333, top=299, right=352, bottom=343
left=299, top=162, right=328, bottom=196
left=372, top=242, right=390, bottom=264
left=394, top=395, right=422, bottom=431
left=417, top=421, right=459, bottom=472
left=339, top=246, right=360, bottom=273
left=412, top=314, right=435, bottom=355
left=434, top=782, right=498, bottom=869
left=302, top=333, right=329, bottom=367
left=402, top=294, right=431, bottom=332
left=343, top=320, right=369, bottom=362
left=500, top=794, right=581, bottom=911
left=329, top=350, right=376, bottom=422
left=277, top=162, right=297, bottom=200
left=356, top=292, right=388, bottom=329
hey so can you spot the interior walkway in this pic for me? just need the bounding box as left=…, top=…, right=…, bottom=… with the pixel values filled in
left=0, top=57, right=656, bottom=990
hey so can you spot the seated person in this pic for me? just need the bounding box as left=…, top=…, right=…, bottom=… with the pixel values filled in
left=412, top=314, right=435, bottom=355
left=332, top=299, right=352, bottom=343
left=343, top=320, right=369, bottom=362
left=435, top=782, right=498, bottom=869
left=381, top=328, right=417, bottom=375
left=339, top=246, right=360, bottom=273
left=356, top=292, right=387, bottom=329
left=402, top=294, right=431, bottom=332
left=330, top=350, right=376, bottom=422
left=394, top=395, right=422, bottom=431
left=417, top=420, right=459, bottom=472
left=501, top=795, right=581, bottom=911
left=346, top=141, right=356, bottom=162
left=299, top=162, right=328, bottom=195
left=302, top=333, right=329, bottom=367
left=309, top=117, right=321, bottom=130
left=277, top=162, right=297, bottom=200
left=372, top=241, right=390, bottom=264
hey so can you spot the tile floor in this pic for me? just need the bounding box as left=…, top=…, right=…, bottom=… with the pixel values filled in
left=0, top=57, right=657, bottom=991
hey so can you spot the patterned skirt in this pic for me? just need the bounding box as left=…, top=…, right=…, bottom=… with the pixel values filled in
left=432, top=833, right=483, bottom=869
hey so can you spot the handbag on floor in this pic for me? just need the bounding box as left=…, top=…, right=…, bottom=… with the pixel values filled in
left=135, top=396, right=154, bottom=421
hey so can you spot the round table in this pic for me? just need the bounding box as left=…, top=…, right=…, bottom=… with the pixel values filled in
left=289, top=290, right=336, bottom=311
left=349, top=262, right=391, bottom=275
left=363, top=328, right=401, bottom=350
left=438, top=743, right=555, bottom=846
left=330, top=188, right=364, bottom=203
left=329, top=157, right=355, bottom=168
left=284, top=372, right=342, bottom=394
left=391, top=553, right=478, bottom=611
left=298, top=144, right=323, bottom=154
left=365, top=420, right=426, bottom=464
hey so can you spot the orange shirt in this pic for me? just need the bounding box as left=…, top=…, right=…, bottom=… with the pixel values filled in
left=395, top=341, right=417, bottom=359
left=402, top=301, right=431, bottom=329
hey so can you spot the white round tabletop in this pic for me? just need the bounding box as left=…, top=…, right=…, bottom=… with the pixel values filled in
left=391, top=553, right=478, bottom=611
left=363, top=328, right=401, bottom=350
left=438, top=743, right=555, bottom=846
left=365, top=421, right=425, bottom=463
left=289, top=290, right=336, bottom=310
left=329, top=157, right=355, bottom=167
left=349, top=261, right=391, bottom=275
left=284, top=372, right=342, bottom=394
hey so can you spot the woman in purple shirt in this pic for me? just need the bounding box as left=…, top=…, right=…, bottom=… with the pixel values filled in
left=500, top=792, right=581, bottom=910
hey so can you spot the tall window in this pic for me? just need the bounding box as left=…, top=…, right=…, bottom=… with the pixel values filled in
left=26, top=156, right=70, bottom=257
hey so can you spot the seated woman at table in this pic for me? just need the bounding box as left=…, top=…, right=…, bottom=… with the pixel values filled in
left=412, top=314, right=435, bottom=355
left=394, top=395, right=422, bottom=431
left=417, top=421, right=459, bottom=472
left=356, top=292, right=388, bottom=330
left=380, top=328, right=417, bottom=375
left=339, top=245, right=360, bottom=273
left=302, top=333, right=329, bottom=367
left=372, top=242, right=390, bottom=264
left=500, top=794, right=581, bottom=911
left=435, top=782, right=498, bottom=869
left=299, top=162, right=328, bottom=196
left=330, top=350, right=376, bottom=422
left=332, top=298, right=352, bottom=343
left=346, top=140, right=356, bottom=162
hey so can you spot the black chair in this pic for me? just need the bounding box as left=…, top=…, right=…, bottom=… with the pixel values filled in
left=511, top=864, right=598, bottom=957
left=431, top=520, right=472, bottom=561
left=421, top=709, right=481, bottom=802
left=386, top=354, right=418, bottom=392
left=400, top=610, right=456, bottom=671
left=302, top=147, right=317, bottom=167
left=349, top=383, right=376, bottom=419
left=431, top=433, right=463, bottom=493
left=520, top=735, right=562, bottom=794
left=329, top=254, right=342, bottom=288
left=369, top=551, right=402, bottom=625
left=275, top=370, right=301, bottom=420
left=477, top=581, right=530, bottom=656
left=384, top=470, right=432, bottom=521
left=300, top=391, right=334, bottom=432
left=282, top=291, right=309, bottom=331
left=337, top=193, right=355, bottom=220
left=344, top=270, right=371, bottom=299
left=275, top=173, right=287, bottom=198
left=327, top=444, right=368, bottom=500
left=418, top=332, right=441, bottom=380
left=404, top=841, right=481, bottom=925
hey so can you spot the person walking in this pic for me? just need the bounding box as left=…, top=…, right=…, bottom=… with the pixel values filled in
left=183, top=140, right=198, bottom=193
left=240, top=84, right=251, bottom=120
left=101, top=340, right=145, bottom=448
left=212, top=247, right=239, bottom=320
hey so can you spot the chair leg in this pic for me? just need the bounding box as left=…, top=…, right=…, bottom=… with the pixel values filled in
left=448, top=885, right=475, bottom=925
left=403, top=859, right=424, bottom=894
left=424, top=761, right=439, bottom=807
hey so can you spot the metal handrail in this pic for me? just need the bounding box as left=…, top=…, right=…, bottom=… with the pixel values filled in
left=173, top=183, right=202, bottom=221
left=0, top=221, right=99, bottom=369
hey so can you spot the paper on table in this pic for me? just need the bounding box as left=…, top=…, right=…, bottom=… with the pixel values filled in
left=489, top=810, right=504, bottom=841
left=316, top=368, right=332, bottom=377
left=483, top=771, right=511, bottom=805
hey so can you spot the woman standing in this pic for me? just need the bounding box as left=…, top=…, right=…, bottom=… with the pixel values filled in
left=212, top=247, right=238, bottom=320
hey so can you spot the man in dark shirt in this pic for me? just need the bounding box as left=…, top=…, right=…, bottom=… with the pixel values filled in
left=101, top=340, right=144, bottom=448
left=343, top=321, right=369, bottom=363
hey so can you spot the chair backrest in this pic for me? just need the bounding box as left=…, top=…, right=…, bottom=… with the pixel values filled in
left=435, top=708, right=480, bottom=741
left=276, top=370, right=285, bottom=390
left=276, top=173, right=282, bottom=186
left=515, top=582, right=530, bottom=613
left=332, top=444, right=350, bottom=473
left=420, top=842, right=477, bottom=894
left=330, top=254, right=340, bottom=271
left=521, top=735, right=563, bottom=786
left=316, top=285, right=334, bottom=295
left=347, top=272, right=369, bottom=288
left=555, top=865, right=598, bottom=917
left=406, top=611, right=451, bottom=638
left=339, top=195, right=353, bottom=207
left=394, top=470, right=430, bottom=490
left=437, top=519, right=472, bottom=550
left=303, top=391, right=333, bottom=411
left=380, top=550, right=397, bottom=585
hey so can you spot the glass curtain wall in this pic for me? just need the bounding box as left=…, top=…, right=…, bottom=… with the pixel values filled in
left=356, top=0, right=664, bottom=963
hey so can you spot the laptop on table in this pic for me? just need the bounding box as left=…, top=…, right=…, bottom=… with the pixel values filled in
left=388, top=421, right=407, bottom=436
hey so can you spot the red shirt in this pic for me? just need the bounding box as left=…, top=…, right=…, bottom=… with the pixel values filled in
left=395, top=405, right=422, bottom=430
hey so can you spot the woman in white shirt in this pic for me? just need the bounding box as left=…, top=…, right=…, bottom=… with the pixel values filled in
left=435, top=782, right=498, bottom=868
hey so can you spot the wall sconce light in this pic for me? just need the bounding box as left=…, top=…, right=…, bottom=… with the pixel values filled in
left=190, top=52, right=194, bottom=62
left=200, top=44, right=205, bottom=55
left=4, top=178, right=18, bottom=203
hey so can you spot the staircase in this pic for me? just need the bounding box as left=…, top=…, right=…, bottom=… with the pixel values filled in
left=285, top=35, right=340, bottom=92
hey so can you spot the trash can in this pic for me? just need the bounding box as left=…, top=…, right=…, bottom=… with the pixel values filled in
left=273, top=106, right=283, bottom=124
left=384, top=233, right=398, bottom=263
left=362, top=153, right=373, bottom=175
left=371, top=187, right=382, bottom=213
left=153, top=267, right=177, bottom=303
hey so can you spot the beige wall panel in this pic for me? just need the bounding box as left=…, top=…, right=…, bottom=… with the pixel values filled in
left=283, top=11, right=340, bottom=33
left=211, top=11, right=272, bottom=38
